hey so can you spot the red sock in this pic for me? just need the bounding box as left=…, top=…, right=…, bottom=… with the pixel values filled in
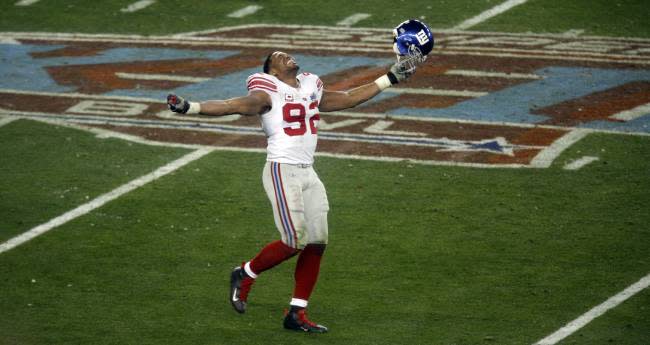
left=293, top=244, right=326, bottom=302
left=248, top=240, right=298, bottom=276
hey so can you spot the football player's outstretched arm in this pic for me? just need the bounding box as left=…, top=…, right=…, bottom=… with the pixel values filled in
left=319, top=60, right=415, bottom=112
left=167, top=91, right=271, bottom=116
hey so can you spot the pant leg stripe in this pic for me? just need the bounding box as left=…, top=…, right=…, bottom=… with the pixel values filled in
left=271, top=162, right=294, bottom=247
left=275, top=163, right=298, bottom=247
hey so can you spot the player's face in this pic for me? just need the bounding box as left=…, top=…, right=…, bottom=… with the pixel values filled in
left=271, top=51, right=299, bottom=73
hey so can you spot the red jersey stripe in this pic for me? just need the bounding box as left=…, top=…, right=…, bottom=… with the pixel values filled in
left=248, top=80, right=277, bottom=90
left=249, top=85, right=277, bottom=93
left=247, top=77, right=277, bottom=88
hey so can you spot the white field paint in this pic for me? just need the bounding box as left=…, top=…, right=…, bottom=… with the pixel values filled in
left=5, top=109, right=545, bottom=166
left=0, top=37, right=20, bottom=44
left=534, top=272, right=650, bottom=345
left=530, top=129, right=591, bottom=168
left=445, top=69, right=542, bottom=80
left=227, top=5, right=262, bottom=18
left=454, top=0, right=530, bottom=30
left=4, top=24, right=650, bottom=44
left=563, top=156, right=599, bottom=170
left=34, top=117, right=204, bottom=150
left=363, top=120, right=427, bottom=137
left=120, top=0, right=155, bottom=13
left=610, top=102, right=650, bottom=121
left=384, top=87, right=488, bottom=98
left=66, top=100, right=149, bottom=117
left=2, top=90, right=650, bottom=138
left=2, top=89, right=650, bottom=138
left=12, top=115, right=527, bottom=169
left=169, top=23, right=650, bottom=43
left=155, top=110, right=242, bottom=124
left=0, top=115, right=18, bottom=127
left=563, top=29, right=585, bottom=37
left=15, top=0, right=40, bottom=6
left=336, top=13, right=371, bottom=27
left=115, top=72, right=210, bottom=83
left=2, top=30, right=649, bottom=65
left=0, top=146, right=214, bottom=254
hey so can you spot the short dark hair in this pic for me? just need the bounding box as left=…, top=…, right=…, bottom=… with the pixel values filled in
left=263, top=53, right=273, bottom=73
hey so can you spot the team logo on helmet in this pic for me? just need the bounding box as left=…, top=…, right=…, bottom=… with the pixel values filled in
left=392, top=19, right=435, bottom=58
left=391, top=19, right=434, bottom=74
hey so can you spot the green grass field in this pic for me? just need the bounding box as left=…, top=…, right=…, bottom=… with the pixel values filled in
left=1, top=120, right=648, bottom=344
left=1, top=1, right=650, bottom=344
left=1, top=0, right=649, bottom=37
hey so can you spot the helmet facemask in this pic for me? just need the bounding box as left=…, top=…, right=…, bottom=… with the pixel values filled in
left=396, top=45, right=427, bottom=75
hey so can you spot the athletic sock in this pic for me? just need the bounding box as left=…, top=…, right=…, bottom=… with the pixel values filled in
left=248, top=240, right=298, bottom=276
left=292, top=243, right=326, bottom=303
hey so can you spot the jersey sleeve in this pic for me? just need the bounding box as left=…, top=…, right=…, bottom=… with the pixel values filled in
left=300, top=73, right=324, bottom=102
left=246, top=73, right=278, bottom=95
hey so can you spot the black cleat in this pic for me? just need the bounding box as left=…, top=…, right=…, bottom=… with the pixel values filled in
left=230, top=266, right=254, bottom=314
left=283, top=308, right=328, bottom=333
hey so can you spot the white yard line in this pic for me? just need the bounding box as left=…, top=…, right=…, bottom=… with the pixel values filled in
left=563, top=156, right=599, bottom=170
left=227, top=5, right=262, bottom=18
left=445, top=69, right=542, bottom=80
left=534, top=272, right=650, bottom=345
left=454, top=0, right=530, bottom=30
left=14, top=0, right=40, bottom=6
left=563, top=29, right=585, bottom=37
left=0, top=115, right=18, bottom=127
left=0, top=88, right=159, bottom=103
left=115, top=72, right=210, bottom=83
left=34, top=117, right=205, bottom=150
left=609, top=102, right=650, bottom=121
left=337, top=13, right=372, bottom=27
left=385, top=87, right=488, bottom=98
left=530, top=129, right=590, bottom=168
left=120, top=0, right=156, bottom=13
left=0, top=146, right=214, bottom=255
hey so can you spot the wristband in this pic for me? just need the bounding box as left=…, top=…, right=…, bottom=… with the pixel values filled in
left=374, top=75, right=392, bottom=91
left=187, top=101, right=201, bottom=115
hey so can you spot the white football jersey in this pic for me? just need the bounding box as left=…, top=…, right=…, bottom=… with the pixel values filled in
left=247, top=72, right=324, bottom=165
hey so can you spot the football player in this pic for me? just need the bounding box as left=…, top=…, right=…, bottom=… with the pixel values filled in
left=168, top=20, right=433, bottom=333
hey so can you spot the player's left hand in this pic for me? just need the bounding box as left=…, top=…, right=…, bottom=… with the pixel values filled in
left=389, top=61, right=414, bottom=83
left=167, top=94, right=190, bottom=114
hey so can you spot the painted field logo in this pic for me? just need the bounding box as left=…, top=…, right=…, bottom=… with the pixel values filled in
left=1, top=25, right=650, bottom=168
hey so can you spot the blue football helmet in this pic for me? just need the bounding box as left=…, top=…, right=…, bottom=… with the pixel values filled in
left=392, top=19, right=434, bottom=72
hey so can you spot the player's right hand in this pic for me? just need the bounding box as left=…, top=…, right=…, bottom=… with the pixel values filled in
left=167, top=94, right=190, bottom=114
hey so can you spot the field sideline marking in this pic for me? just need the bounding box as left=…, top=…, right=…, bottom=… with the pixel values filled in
left=115, top=72, right=210, bottom=83
left=454, top=0, right=530, bottom=30
left=0, top=115, right=18, bottom=127
left=445, top=69, right=542, bottom=80
left=563, top=156, right=599, bottom=170
left=14, top=0, right=40, bottom=6
left=337, top=13, right=371, bottom=27
left=227, top=5, right=262, bottom=18
left=0, top=146, right=214, bottom=255
left=530, top=129, right=590, bottom=168
left=33, top=117, right=205, bottom=150
left=534, top=272, right=650, bottom=345
left=609, top=102, right=650, bottom=121
left=121, top=0, right=156, bottom=13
